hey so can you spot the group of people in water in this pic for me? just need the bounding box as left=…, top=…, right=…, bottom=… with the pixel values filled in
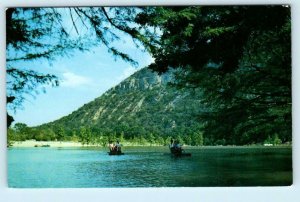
left=108, top=140, right=122, bottom=152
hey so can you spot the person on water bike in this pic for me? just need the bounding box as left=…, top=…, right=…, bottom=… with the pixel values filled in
left=108, top=141, right=114, bottom=151
left=169, top=139, right=175, bottom=149
left=175, top=140, right=182, bottom=152
left=115, top=140, right=121, bottom=152
left=170, top=140, right=183, bottom=155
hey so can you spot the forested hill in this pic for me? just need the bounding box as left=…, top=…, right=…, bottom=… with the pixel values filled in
left=39, top=67, right=206, bottom=143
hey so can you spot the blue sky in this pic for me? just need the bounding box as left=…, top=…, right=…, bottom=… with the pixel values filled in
left=7, top=27, right=153, bottom=126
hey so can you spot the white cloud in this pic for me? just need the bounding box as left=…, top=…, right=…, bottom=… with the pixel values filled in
left=61, top=72, right=92, bottom=88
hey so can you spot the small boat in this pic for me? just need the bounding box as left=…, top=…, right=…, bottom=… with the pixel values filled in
left=108, top=150, right=124, bottom=155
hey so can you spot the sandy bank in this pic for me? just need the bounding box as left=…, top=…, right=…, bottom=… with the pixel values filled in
left=11, top=140, right=89, bottom=148
left=10, top=140, right=165, bottom=148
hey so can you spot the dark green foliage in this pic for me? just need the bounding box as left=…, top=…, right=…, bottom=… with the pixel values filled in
left=79, top=127, right=92, bottom=145
left=55, top=125, right=65, bottom=141
left=191, top=132, right=204, bottom=146
left=7, top=123, right=57, bottom=142
left=136, top=6, right=291, bottom=145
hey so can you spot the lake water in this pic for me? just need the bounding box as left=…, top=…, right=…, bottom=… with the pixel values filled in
left=8, top=146, right=292, bottom=188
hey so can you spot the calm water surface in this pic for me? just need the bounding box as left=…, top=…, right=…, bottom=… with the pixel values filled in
left=8, top=146, right=292, bottom=188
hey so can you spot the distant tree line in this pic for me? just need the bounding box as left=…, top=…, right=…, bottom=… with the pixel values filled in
left=7, top=123, right=206, bottom=146
left=8, top=122, right=287, bottom=147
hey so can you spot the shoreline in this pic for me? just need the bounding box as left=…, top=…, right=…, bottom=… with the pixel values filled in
left=10, top=140, right=165, bottom=148
left=11, top=140, right=85, bottom=148
left=9, top=140, right=292, bottom=148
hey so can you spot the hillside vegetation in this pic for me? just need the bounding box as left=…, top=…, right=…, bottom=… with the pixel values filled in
left=9, top=68, right=207, bottom=146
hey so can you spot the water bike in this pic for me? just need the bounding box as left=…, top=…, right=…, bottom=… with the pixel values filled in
left=108, top=150, right=124, bottom=155
left=170, top=147, right=191, bottom=157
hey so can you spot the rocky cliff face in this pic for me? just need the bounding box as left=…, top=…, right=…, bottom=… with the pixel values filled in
left=111, top=68, right=172, bottom=91
left=43, top=67, right=204, bottom=137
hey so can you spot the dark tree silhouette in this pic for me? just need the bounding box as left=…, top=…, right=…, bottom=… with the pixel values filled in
left=136, top=6, right=291, bottom=144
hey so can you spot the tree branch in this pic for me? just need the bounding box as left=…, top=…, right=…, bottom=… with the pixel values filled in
left=73, top=8, right=89, bottom=29
left=101, top=7, right=137, bottom=37
left=69, top=8, right=79, bottom=35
